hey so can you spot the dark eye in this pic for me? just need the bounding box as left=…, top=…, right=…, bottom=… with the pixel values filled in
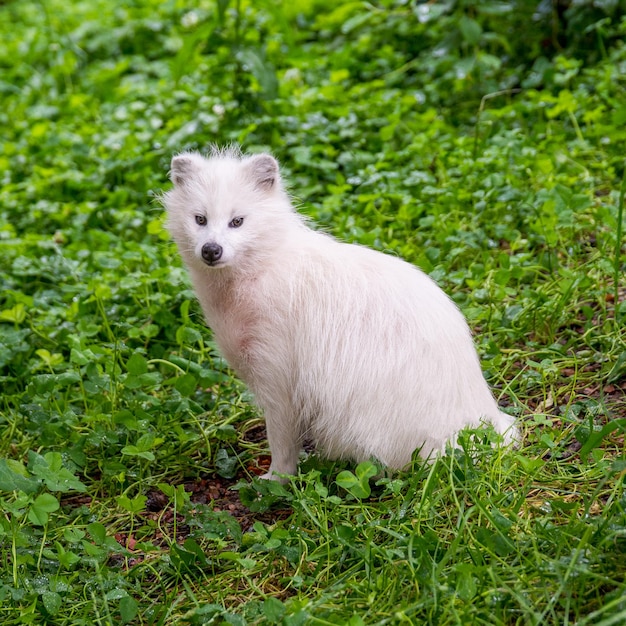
left=229, top=217, right=244, bottom=228
left=195, top=215, right=207, bottom=226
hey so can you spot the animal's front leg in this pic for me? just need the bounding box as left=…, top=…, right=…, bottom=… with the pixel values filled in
left=260, top=405, right=301, bottom=482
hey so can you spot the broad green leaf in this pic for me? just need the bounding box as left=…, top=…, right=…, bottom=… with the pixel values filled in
left=28, top=493, right=60, bottom=526
left=263, top=597, right=286, bottom=622
left=0, top=303, right=26, bottom=324
left=28, top=452, right=87, bottom=493
left=174, top=372, right=197, bottom=396
left=455, top=563, right=477, bottom=601
left=116, top=494, right=147, bottom=514
left=458, top=15, right=482, bottom=45
left=126, top=353, right=148, bottom=375
left=120, top=596, right=138, bottom=623
left=42, top=591, right=62, bottom=615
left=0, top=459, right=39, bottom=493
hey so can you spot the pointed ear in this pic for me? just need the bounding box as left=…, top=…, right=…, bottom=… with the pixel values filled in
left=170, top=153, right=205, bottom=186
left=244, top=154, right=280, bottom=191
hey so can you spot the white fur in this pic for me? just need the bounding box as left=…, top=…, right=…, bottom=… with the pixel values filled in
left=163, top=147, right=518, bottom=480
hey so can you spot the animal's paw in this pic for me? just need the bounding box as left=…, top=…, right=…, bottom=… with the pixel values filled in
left=260, top=470, right=289, bottom=484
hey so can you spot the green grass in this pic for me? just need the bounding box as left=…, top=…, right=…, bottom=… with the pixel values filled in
left=1, top=0, right=625, bottom=624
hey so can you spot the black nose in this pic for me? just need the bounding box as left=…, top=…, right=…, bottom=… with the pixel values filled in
left=201, top=242, right=223, bottom=264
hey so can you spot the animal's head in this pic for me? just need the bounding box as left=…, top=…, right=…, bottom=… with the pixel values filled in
left=163, top=147, right=296, bottom=271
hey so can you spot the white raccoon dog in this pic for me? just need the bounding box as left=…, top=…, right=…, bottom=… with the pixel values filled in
left=163, top=148, right=518, bottom=480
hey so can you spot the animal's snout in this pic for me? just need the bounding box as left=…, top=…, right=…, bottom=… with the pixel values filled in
left=201, top=242, right=223, bottom=265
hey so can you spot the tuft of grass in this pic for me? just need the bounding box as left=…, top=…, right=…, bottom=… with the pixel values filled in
left=0, top=0, right=625, bottom=624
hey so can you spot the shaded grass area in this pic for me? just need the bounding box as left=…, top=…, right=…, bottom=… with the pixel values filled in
left=0, top=0, right=625, bottom=623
